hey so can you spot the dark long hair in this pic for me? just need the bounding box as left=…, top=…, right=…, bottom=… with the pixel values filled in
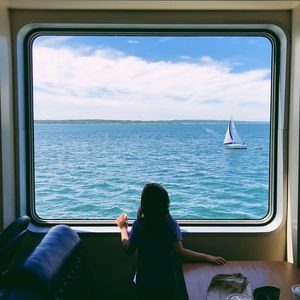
left=140, top=183, right=170, bottom=232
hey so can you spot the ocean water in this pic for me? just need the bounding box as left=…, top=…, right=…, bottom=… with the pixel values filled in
left=34, top=121, right=269, bottom=220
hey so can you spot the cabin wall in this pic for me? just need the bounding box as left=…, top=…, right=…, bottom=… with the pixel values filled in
left=290, top=4, right=300, bottom=266
left=0, top=3, right=16, bottom=231
left=9, top=9, right=292, bottom=30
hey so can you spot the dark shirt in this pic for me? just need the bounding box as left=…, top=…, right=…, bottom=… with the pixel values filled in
left=129, top=215, right=182, bottom=288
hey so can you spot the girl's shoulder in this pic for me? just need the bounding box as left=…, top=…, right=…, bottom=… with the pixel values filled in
left=165, top=215, right=180, bottom=228
left=133, top=216, right=146, bottom=227
left=166, top=215, right=182, bottom=240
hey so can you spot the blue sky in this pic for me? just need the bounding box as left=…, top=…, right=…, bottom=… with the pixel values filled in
left=33, top=35, right=272, bottom=121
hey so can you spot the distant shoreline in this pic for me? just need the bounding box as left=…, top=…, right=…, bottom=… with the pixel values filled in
left=34, top=119, right=270, bottom=124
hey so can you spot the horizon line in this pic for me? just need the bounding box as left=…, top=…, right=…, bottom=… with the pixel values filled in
left=34, top=118, right=270, bottom=123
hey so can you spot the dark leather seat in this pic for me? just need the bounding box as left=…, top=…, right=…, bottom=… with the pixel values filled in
left=0, top=216, right=31, bottom=275
left=1, top=225, right=92, bottom=300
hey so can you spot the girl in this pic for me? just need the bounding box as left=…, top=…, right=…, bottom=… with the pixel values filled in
left=116, top=183, right=226, bottom=300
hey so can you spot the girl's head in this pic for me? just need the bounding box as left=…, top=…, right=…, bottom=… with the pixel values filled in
left=140, top=183, right=170, bottom=220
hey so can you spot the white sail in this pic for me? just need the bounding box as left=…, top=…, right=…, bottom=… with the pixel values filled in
left=223, top=123, right=233, bottom=144
left=228, top=118, right=242, bottom=144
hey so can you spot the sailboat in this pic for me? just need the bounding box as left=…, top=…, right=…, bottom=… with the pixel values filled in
left=223, top=117, right=247, bottom=149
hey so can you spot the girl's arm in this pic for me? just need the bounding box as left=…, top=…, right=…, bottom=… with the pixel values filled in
left=116, top=213, right=136, bottom=255
left=173, top=240, right=226, bottom=265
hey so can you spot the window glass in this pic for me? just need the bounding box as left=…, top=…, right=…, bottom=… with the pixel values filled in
left=32, top=34, right=272, bottom=221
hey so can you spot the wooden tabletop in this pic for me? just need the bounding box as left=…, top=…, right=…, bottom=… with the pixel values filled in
left=182, top=261, right=300, bottom=300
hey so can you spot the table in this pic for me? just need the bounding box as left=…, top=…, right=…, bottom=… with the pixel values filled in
left=182, top=261, right=300, bottom=299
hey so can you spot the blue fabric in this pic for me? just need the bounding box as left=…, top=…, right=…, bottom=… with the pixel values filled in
left=129, top=215, right=182, bottom=288
left=0, top=225, right=89, bottom=300
left=22, top=225, right=81, bottom=292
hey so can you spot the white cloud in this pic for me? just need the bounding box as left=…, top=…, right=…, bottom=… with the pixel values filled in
left=32, top=45, right=271, bottom=121
left=127, top=40, right=139, bottom=44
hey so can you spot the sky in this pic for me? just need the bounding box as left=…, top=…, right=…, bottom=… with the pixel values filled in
left=32, top=35, right=272, bottom=121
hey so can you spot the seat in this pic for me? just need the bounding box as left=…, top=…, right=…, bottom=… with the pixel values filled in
left=1, top=224, right=93, bottom=300
left=0, top=216, right=31, bottom=275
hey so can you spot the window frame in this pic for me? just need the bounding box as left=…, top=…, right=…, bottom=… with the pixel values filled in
left=17, top=23, right=288, bottom=232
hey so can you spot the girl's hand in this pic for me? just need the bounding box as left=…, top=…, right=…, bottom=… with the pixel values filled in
left=207, top=255, right=226, bottom=265
left=116, top=213, right=128, bottom=229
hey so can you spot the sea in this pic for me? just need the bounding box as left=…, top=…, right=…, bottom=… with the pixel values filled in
left=34, top=121, right=270, bottom=220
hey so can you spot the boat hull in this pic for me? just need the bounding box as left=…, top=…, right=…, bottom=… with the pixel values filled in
left=224, top=143, right=247, bottom=149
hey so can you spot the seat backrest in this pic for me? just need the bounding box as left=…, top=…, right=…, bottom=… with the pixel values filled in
left=2, top=225, right=91, bottom=300
left=0, top=216, right=31, bottom=275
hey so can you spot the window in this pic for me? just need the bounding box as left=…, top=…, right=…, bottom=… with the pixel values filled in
left=24, top=27, right=282, bottom=225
